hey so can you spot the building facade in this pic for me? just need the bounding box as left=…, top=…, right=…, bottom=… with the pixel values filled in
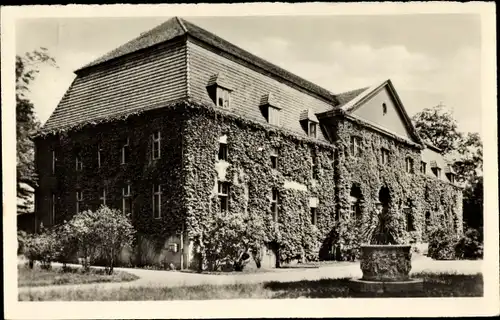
left=34, top=17, right=463, bottom=269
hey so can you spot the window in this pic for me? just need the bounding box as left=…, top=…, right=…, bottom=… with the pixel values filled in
left=270, top=148, right=278, bottom=170
left=152, top=132, right=161, bottom=160
left=271, top=188, right=279, bottom=221
left=380, top=148, right=389, bottom=165
left=99, top=187, right=107, bottom=206
left=432, top=167, right=442, bottom=178
left=405, top=157, right=414, bottom=173
left=446, top=173, right=455, bottom=183
left=76, top=191, right=83, bottom=214
left=51, top=193, right=56, bottom=225
left=310, top=150, right=319, bottom=180
left=122, top=184, right=132, bottom=215
left=218, top=140, right=228, bottom=161
left=268, top=107, right=281, bottom=126
left=97, top=144, right=102, bottom=168
left=218, top=181, right=229, bottom=213
left=308, top=122, right=317, bottom=138
left=425, top=211, right=431, bottom=230
left=122, top=137, right=130, bottom=164
left=382, top=103, right=388, bottom=115
left=350, top=136, right=362, bottom=157
left=75, top=156, right=83, bottom=171
left=420, top=161, right=427, bottom=174
left=311, top=207, right=317, bottom=225
left=404, top=206, right=415, bottom=231
left=153, top=184, right=162, bottom=219
left=51, top=150, right=56, bottom=174
left=216, top=87, right=231, bottom=108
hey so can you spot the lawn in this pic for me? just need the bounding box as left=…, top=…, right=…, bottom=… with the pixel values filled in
left=18, top=264, right=139, bottom=288
left=19, top=272, right=482, bottom=301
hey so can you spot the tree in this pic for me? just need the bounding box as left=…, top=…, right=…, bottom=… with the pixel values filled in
left=16, top=48, right=57, bottom=214
left=412, top=104, right=462, bottom=154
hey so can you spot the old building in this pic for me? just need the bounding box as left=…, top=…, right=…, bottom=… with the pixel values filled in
left=34, top=17, right=463, bottom=269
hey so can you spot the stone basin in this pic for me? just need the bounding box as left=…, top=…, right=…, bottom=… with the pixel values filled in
left=359, top=244, right=412, bottom=282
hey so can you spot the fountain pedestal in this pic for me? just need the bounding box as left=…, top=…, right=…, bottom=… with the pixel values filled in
left=349, top=245, right=423, bottom=293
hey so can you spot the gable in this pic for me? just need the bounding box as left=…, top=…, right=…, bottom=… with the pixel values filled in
left=349, top=85, right=417, bottom=143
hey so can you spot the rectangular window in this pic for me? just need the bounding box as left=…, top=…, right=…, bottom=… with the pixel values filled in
left=270, top=147, right=278, bottom=170
left=97, top=144, right=102, bottom=168
left=122, top=184, right=132, bottom=215
left=271, top=188, right=279, bottom=221
left=152, top=132, right=161, bottom=160
left=75, top=156, right=83, bottom=171
left=420, top=161, right=427, bottom=174
left=405, top=157, right=414, bottom=173
left=216, top=87, right=231, bottom=108
left=351, top=136, right=362, bottom=157
left=432, top=167, right=442, bottom=178
left=448, top=173, right=455, bottom=183
left=404, top=207, right=415, bottom=231
left=122, top=137, right=130, bottom=164
left=268, top=107, right=280, bottom=126
left=308, top=122, right=317, bottom=138
left=153, top=184, right=162, bottom=219
left=51, top=193, right=55, bottom=225
left=380, top=148, right=389, bottom=165
left=218, top=181, right=229, bottom=213
left=76, top=191, right=83, bottom=214
left=52, top=150, right=56, bottom=174
left=310, top=207, right=317, bottom=225
left=99, top=187, right=107, bottom=206
left=218, top=141, right=228, bottom=161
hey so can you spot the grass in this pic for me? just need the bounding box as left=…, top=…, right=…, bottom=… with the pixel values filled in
left=18, top=264, right=139, bottom=288
left=18, top=272, right=483, bottom=301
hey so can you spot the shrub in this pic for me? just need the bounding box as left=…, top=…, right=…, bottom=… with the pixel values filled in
left=17, top=230, right=29, bottom=255
left=427, top=227, right=457, bottom=260
left=455, top=228, right=483, bottom=260
left=67, top=206, right=135, bottom=274
left=23, top=229, right=58, bottom=269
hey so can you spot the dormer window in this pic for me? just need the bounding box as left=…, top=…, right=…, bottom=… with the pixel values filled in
left=260, top=93, right=281, bottom=126
left=432, top=167, right=441, bottom=178
left=446, top=173, right=455, bottom=183
left=420, top=161, right=427, bottom=174
left=300, top=109, right=319, bottom=139
left=445, top=164, right=456, bottom=183
left=216, top=87, right=231, bottom=108
left=207, top=73, right=232, bottom=109
left=308, top=122, right=317, bottom=138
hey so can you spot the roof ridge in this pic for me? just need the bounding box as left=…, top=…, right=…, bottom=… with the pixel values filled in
left=176, top=16, right=188, bottom=33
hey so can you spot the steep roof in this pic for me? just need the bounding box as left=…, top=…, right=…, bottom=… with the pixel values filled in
left=334, top=87, right=369, bottom=107
left=77, top=17, right=338, bottom=104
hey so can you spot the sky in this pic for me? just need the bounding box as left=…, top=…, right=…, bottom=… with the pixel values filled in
left=16, top=14, right=482, bottom=135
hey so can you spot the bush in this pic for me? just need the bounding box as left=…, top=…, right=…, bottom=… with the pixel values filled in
left=427, top=227, right=457, bottom=260
left=67, top=206, right=135, bottom=274
left=23, top=229, right=58, bottom=269
left=17, top=230, right=29, bottom=255
left=455, top=228, right=483, bottom=260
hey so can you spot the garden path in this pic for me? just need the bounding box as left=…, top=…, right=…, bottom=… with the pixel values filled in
left=17, top=255, right=482, bottom=294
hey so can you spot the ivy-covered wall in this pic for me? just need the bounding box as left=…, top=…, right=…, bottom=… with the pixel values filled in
left=182, top=105, right=337, bottom=266
left=331, top=116, right=463, bottom=252
left=35, top=100, right=463, bottom=268
left=35, top=107, right=190, bottom=267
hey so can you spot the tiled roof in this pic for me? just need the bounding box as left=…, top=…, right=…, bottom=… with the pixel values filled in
left=334, top=87, right=369, bottom=107
left=77, top=17, right=338, bottom=104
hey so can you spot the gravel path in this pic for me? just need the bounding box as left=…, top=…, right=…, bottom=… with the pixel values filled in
left=17, top=256, right=482, bottom=294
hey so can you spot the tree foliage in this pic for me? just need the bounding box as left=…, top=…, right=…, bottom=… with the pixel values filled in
left=412, top=104, right=463, bottom=154
left=16, top=48, right=57, bottom=213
